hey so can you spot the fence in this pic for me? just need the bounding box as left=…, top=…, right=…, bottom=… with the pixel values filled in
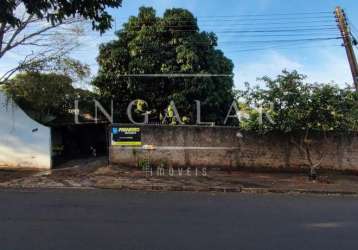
left=109, top=125, right=358, bottom=172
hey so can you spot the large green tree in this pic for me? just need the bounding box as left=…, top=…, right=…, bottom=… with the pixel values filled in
left=93, top=7, right=235, bottom=124
left=3, top=72, right=95, bottom=124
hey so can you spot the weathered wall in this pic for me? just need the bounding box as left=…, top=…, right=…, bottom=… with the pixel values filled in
left=110, top=125, right=358, bottom=172
left=0, top=92, right=51, bottom=170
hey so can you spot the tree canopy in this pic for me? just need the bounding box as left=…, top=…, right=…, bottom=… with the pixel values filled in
left=92, top=7, right=235, bottom=124
left=239, top=70, right=358, bottom=134
left=1, top=0, right=122, bottom=33
left=0, top=0, right=122, bottom=82
left=3, top=72, right=95, bottom=124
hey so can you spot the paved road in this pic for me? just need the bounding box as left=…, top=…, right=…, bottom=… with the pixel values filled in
left=0, top=189, right=358, bottom=250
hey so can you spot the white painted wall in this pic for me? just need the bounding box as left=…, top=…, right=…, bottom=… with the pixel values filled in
left=0, top=91, right=51, bottom=170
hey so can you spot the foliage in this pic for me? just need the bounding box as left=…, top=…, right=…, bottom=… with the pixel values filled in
left=1, top=0, right=122, bottom=33
left=3, top=55, right=92, bottom=83
left=92, top=7, right=235, bottom=124
left=3, top=72, right=95, bottom=124
left=0, top=0, right=119, bottom=82
left=239, top=70, right=358, bottom=134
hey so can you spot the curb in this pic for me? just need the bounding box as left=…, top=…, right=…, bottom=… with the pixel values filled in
left=94, top=184, right=242, bottom=193
left=2, top=182, right=358, bottom=196
left=94, top=184, right=358, bottom=196
left=2, top=183, right=358, bottom=196
left=240, top=187, right=358, bottom=196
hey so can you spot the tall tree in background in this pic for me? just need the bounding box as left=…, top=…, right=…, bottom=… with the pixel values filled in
left=93, top=7, right=235, bottom=124
left=0, top=0, right=122, bottom=82
left=3, top=72, right=96, bottom=124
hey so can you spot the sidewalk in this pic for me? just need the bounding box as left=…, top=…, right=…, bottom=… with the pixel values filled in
left=1, top=158, right=358, bottom=195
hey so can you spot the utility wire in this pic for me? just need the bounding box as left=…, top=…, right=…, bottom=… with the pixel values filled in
left=73, top=38, right=341, bottom=54
left=116, top=14, right=333, bottom=21
left=180, top=16, right=334, bottom=21
left=219, top=37, right=342, bottom=44
left=76, top=11, right=343, bottom=57
left=157, top=18, right=335, bottom=25
left=113, top=11, right=332, bottom=21
left=196, top=11, right=332, bottom=17
left=117, top=24, right=337, bottom=30
left=185, top=37, right=341, bottom=45
left=114, top=28, right=338, bottom=34
left=197, top=28, right=338, bottom=33
left=217, top=33, right=340, bottom=38
left=114, top=17, right=335, bottom=25
left=73, top=37, right=342, bottom=50
left=114, top=20, right=338, bottom=29
left=227, top=44, right=341, bottom=53
left=119, top=17, right=336, bottom=23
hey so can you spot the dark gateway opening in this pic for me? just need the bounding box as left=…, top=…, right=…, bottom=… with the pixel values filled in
left=51, top=123, right=109, bottom=168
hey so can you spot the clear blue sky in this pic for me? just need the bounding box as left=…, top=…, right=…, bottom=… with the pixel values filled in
left=2, top=0, right=358, bottom=89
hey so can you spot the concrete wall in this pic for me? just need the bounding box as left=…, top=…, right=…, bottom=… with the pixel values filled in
left=110, top=125, right=358, bottom=172
left=0, top=92, right=51, bottom=170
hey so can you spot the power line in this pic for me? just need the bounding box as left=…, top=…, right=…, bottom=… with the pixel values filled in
left=113, top=20, right=337, bottom=30
left=102, top=29, right=340, bottom=39
left=116, top=15, right=333, bottom=22
left=70, top=10, right=346, bottom=62
left=153, top=18, right=335, bottom=25
left=345, top=11, right=358, bottom=33
left=186, top=37, right=341, bottom=45
left=72, top=37, right=341, bottom=53
left=113, top=11, right=332, bottom=21
left=196, top=11, right=332, bottom=17
left=114, top=27, right=338, bottom=34
left=217, top=33, right=340, bottom=39
left=219, top=37, right=341, bottom=44
left=349, top=21, right=358, bottom=34
left=73, top=37, right=341, bottom=51
left=196, top=16, right=334, bottom=21
left=114, top=24, right=337, bottom=30
left=73, top=38, right=341, bottom=55
left=200, top=28, right=338, bottom=34
left=226, top=44, right=341, bottom=53
left=114, top=17, right=335, bottom=26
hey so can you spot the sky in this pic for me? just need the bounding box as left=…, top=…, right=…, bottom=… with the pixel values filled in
left=1, top=0, right=358, bottom=89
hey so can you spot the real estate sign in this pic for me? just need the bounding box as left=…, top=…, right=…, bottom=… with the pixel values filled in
left=111, top=127, right=142, bottom=146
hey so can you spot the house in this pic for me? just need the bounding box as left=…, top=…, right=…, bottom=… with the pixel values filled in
left=0, top=91, right=51, bottom=169
left=0, top=90, right=108, bottom=170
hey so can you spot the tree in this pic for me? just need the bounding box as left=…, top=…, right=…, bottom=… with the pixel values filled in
left=239, top=70, right=358, bottom=179
left=0, top=0, right=122, bottom=82
left=3, top=72, right=96, bottom=124
left=92, top=7, right=235, bottom=124
left=1, top=0, right=122, bottom=33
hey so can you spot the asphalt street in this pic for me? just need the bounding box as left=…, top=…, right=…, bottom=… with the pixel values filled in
left=0, top=189, right=357, bottom=250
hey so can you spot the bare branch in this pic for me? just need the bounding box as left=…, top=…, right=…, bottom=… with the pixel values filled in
left=1, top=14, right=34, bottom=57
left=5, top=23, right=62, bottom=52
left=0, top=5, right=86, bottom=82
left=1, top=16, right=83, bottom=58
left=0, top=51, right=36, bottom=82
left=0, top=67, right=20, bottom=83
left=0, top=22, right=6, bottom=53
